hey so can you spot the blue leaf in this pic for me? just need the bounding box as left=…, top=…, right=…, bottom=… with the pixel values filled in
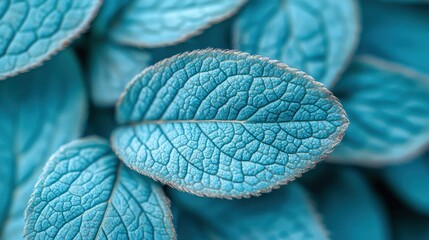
left=170, top=183, right=328, bottom=239
left=108, top=0, right=247, bottom=47
left=330, top=56, right=429, bottom=165
left=111, top=49, right=348, bottom=198
left=25, top=138, right=175, bottom=240
left=381, top=153, right=429, bottom=214
left=0, top=0, right=101, bottom=80
left=233, top=0, right=360, bottom=88
left=311, top=168, right=390, bottom=240
left=88, top=41, right=152, bottom=106
left=358, top=0, right=429, bottom=75
left=0, top=49, right=87, bottom=239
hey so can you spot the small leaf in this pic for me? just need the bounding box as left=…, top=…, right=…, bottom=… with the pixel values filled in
left=170, top=183, right=328, bottom=240
left=111, top=49, right=348, bottom=198
left=25, top=138, right=175, bottom=240
left=0, top=50, right=87, bottom=239
left=310, top=168, right=390, bottom=240
left=329, top=56, right=429, bottom=165
left=233, top=0, right=359, bottom=88
left=0, top=0, right=101, bottom=80
left=381, top=153, right=429, bottom=214
left=89, top=41, right=152, bottom=106
left=108, top=0, right=247, bottom=47
left=359, top=0, right=429, bottom=75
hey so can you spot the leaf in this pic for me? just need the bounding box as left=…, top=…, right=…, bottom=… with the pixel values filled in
left=25, top=138, right=175, bottom=240
left=108, top=0, right=247, bottom=47
left=0, top=50, right=87, bottom=239
left=89, top=41, right=152, bottom=106
left=381, top=153, right=429, bottom=214
left=310, top=168, right=390, bottom=240
left=358, top=0, right=429, bottom=75
left=170, top=183, right=328, bottom=240
left=329, top=56, right=429, bottom=165
left=111, top=49, right=348, bottom=198
left=0, top=0, right=101, bottom=80
left=233, top=0, right=359, bottom=88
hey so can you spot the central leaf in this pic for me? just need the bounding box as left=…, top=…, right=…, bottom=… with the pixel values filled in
left=111, top=49, right=348, bottom=198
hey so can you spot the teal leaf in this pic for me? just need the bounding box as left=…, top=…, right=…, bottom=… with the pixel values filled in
left=311, top=168, right=390, bottom=240
left=233, top=0, right=360, bottom=88
left=0, top=0, right=101, bottom=80
left=359, top=0, right=429, bottom=75
left=108, top=0, right=247, bottom=47
left=89, top=41, right=152, bottom=106
left=25, top=138, right=175, bottom=240
left=0, top=50, right=87, bottom=239
left=170, top=183, right=328, bottom=240
left=111, top=49, right=348, bottom=198
left=381, top=153, right=429, bottom=214
left=330, top=56, right=429, bottom=165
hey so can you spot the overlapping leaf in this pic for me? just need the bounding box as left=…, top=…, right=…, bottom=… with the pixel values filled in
left=111, top=49, right=348, bottom=198
left=0, top=50, right=87, bottom=239
left=233, top=0, right=359, bottom=88
left=25, top=138, right=175, bottom=240
left=171, top=183, right=328, bottom=240
left=0, top=0, right=101, bottom=80
left=330, top=56, right=429, bottom=165
left=310, top=168, right=390, bottom=240
left=107, top=0, right=247, bottom=47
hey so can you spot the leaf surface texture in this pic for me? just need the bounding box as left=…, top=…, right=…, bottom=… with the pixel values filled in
left=112, top=49, right=348, bottom=198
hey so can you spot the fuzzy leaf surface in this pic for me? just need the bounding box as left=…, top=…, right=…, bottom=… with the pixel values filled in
left=25, top=138, right=175, bottom=240
left=0, top=0, right=101, bottom=79
left=112, top=49, right=348, bottom=198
